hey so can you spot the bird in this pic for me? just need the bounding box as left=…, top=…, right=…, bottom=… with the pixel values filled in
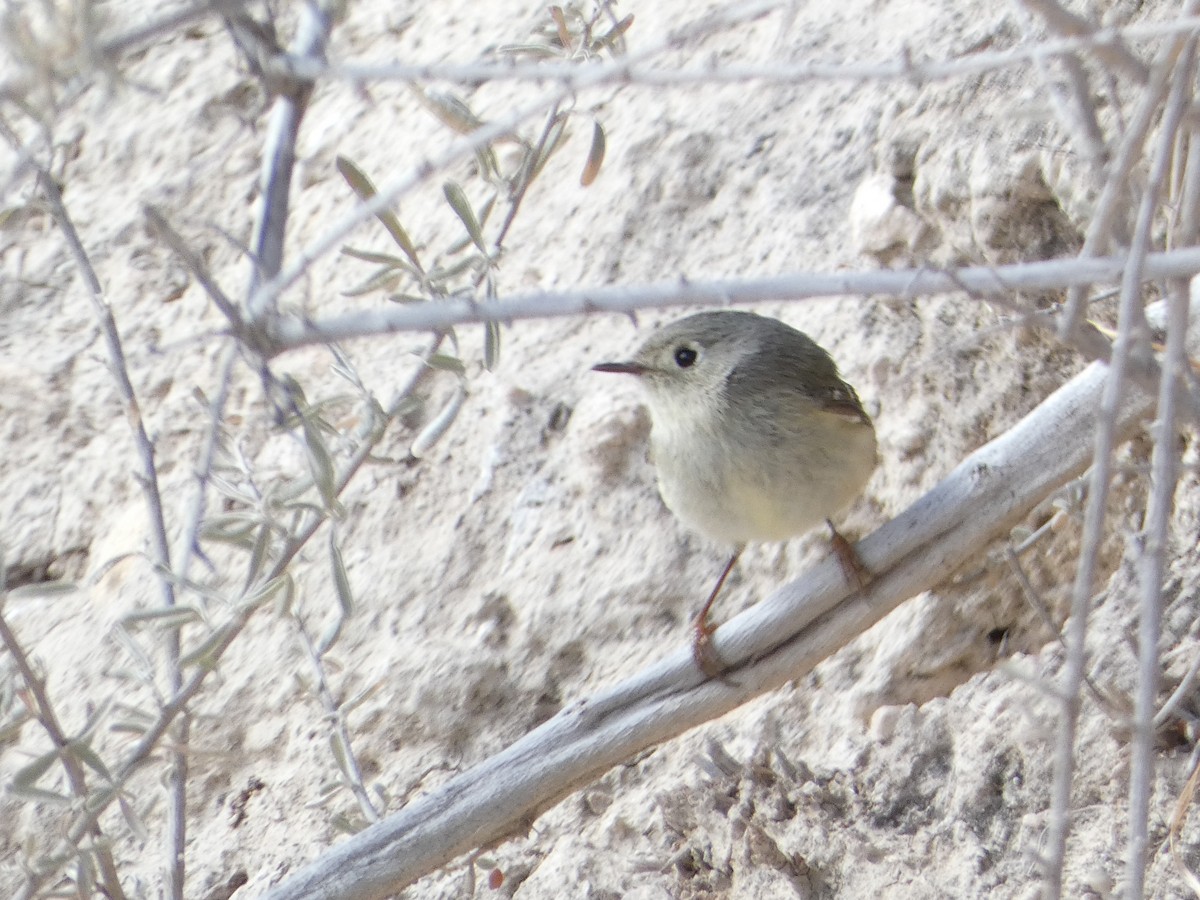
left=593, top=309, right=877, bottom=675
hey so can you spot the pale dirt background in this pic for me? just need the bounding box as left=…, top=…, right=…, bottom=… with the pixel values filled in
left=2, top=0, right=1200, bottom=898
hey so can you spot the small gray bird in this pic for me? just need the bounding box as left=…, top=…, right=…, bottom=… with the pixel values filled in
left=594, top=310, right=877, bottom=674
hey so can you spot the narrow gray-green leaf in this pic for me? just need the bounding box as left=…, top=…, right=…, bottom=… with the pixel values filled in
left=69, top=740, right=115, bottom=783
left=484, top=320, right=502, bottom=371
left=9, top=783, right=70, bottom=804
left=477, top=194, right=497, bottom=228
left=340, top=247, right=413, bottom=269
left=410, top=385, right=467, bottom=460
left=300, top=412, right=338, bottom=512
left=444, top=232, right=475, bottom=256
left=315, top=615, right=344, bottom=657
left=199, top=522, right=257, bottom=548
left=202, top=509, right=263, bottom=529
left=474, top=145, right=501, bottom=185
left=342, top=679, right=385, bottom=716
left=13, top=748, right=59, bottom=789
left=245, top=521, right=272, bottom=586
left=330, top=532, right=354, bottom=621
left=276, top=576, right=296, bottom=617
left=179, top=626, right=229, bottom=670
left=118, top=791, right=149, bottom=842
left=427, top=255, right=486, bottom=284
left=83, top=784, right=116, bottom=813
left=425, top=354, right=467, bottom=376
left=591, top=13, right=634, bottom=51
left=120, top=607, right=201, bottom=630
left=7, top=580, right=78, bottom=600
left=330, top=732, right=353, bottom=781
left=0, top=206, right=29, bottom=230
left=493, top=42, right=563, bottom=59
left=335, top=156, right=424, bottom=273
left=111, top=626, right=155, bottom=677
left=241, top=574, right=289, bottom=614
left=76, top=700, right=112, bottom=743
left=412, top=86, right=485, bottom=135
left=341, top=269, right=402, bottom=298
left=581, top=120, right=606, bottom=186
left=0, top=713, right=31, bottom=745
left=443, top=181, right=488, bottom=254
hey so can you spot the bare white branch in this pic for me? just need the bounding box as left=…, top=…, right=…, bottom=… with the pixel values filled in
left=299, top=17, right=1200, bottom=90
left=264, top=246, right=1200, bottom=349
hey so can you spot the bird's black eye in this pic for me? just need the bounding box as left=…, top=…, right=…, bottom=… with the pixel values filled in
left=673, top=345, right=698, bottom=368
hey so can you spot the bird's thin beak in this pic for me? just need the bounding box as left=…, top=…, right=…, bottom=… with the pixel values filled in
left=592, top=361, right=646, bottom=376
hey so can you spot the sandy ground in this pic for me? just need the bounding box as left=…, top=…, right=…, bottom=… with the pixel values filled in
left=2, top=0, right=1200, bottom=897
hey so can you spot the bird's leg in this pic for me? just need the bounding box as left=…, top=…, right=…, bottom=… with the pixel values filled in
left=827, top=518, right=870, bottom=589
left=692, top=548, right=741, bottom=677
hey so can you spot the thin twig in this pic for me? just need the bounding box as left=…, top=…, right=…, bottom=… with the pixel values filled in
left=1033, top=51, right=1107, bottom=165
left=246, top=3, right=332, bottom=314
left=144, top=207, right=244, bottom=332
left=1004, top=545, right=1065, bottom=641
left=1013, top=0, right=1107, bottom=167
left=13, top=335, right=443, bottom=900
left=1169, top=747, right=1200, bottom=895
left=1127, top=39, right=1199, bottom=896
left=1058, top=23, right=1193, bottom=341
left=1156, top=647, right=1200, bottom=729
left=171, top=343, right=238, bottom=600
left=35, top=178, right=176, bottom=599
left=1004, top=544, right=1115, bottom=714
left=0, top=607, right=127, bottom=900
left=295, top=615, right=382, bottom=825
left=40, top=168, right=195, bottom=900
left=1018, top=0, right=1151, bottom=83
left=492, top=102, right=564, bottom=253
left=1043, top=34, right=1198, bottom=896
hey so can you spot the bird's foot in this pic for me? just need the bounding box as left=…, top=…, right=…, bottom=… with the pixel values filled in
left=691, top=613, right=735, bottom=680
left=827, top=520, right=870, bottom=589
